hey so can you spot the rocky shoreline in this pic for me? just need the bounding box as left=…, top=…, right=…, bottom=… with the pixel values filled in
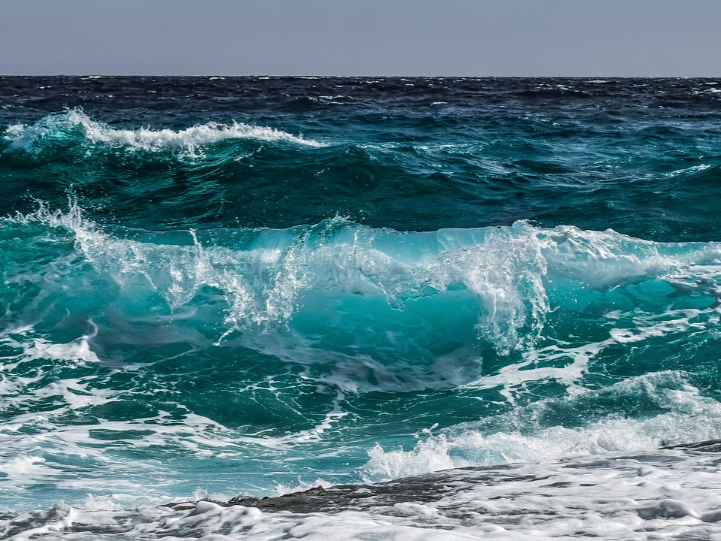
left=164, top=439, right=721, bottom=515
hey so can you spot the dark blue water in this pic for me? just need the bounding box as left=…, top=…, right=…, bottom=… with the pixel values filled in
left=2, top=76, right=721, bottom=511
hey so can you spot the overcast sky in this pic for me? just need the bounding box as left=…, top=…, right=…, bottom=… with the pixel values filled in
left=1, top=0, right=720, bottom=76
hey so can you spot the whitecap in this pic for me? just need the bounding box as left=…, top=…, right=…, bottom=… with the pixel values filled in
left=3, top=109, right=328, bottom=154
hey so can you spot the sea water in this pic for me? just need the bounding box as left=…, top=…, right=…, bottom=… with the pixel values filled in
left=2, top=77, right=721, bottom=539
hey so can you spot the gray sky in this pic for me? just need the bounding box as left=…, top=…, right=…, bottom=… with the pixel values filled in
left=1, top=0, right=720, bottom=76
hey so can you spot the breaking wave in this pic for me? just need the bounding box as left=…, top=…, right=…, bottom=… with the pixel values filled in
left=2, top=109, right=327, bottom=156
left=4, top=200, right=721, bottom=388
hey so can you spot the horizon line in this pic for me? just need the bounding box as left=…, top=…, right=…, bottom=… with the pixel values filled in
left=1, top=74, right=720, bottom=79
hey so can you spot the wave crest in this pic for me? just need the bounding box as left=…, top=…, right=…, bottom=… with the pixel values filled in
left=2, top=109, right=327, bottom=155
left=6, top=201, right=721, bottom=393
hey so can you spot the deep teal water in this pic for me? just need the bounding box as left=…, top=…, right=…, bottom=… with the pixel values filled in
left=2, top=77, right=721, bottom=511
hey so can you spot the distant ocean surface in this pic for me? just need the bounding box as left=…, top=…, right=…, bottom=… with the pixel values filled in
left=3, top=77, right=721, bottom=539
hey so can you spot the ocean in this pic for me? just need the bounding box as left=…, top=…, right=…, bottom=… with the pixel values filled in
left=2, top=76, right=721, bottom=539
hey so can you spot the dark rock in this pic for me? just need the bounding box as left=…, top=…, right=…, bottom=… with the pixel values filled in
left=662, top=439, right=721, bottom=453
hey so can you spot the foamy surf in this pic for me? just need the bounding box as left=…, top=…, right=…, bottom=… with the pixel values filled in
left=4, top=443, right=721, bottom=540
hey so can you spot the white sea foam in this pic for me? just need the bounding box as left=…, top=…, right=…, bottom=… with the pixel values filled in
left=272, top=478, right=334, bottom=497
left=363, top=373, right=721, bottom=482
left=664, top=163, right=712, bottom=177
left=3, top=109, right=327, bottom=153
left=5, top=445, right=721, bottom=539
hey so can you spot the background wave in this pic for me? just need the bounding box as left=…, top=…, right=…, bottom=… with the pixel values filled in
left=3, top=77, right=721, bottom=237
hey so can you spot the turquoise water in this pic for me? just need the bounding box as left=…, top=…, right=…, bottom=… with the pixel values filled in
left=2, top=77, right=721, bottom=511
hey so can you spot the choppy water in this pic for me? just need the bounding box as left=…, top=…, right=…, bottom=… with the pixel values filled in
left=3, top=77, right=721, bottom=538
